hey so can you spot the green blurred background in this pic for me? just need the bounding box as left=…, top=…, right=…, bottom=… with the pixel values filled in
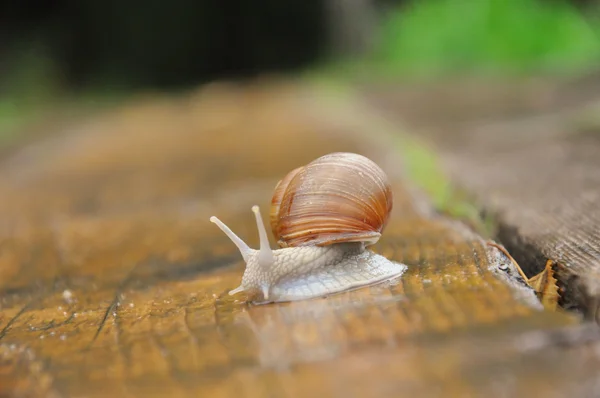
left=1, top=0, right=600, bottom=141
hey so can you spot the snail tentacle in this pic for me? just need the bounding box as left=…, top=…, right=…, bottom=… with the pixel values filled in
left=211, top=207, right=276, bottom=298
left=228, top=285, right=245, bottom=296
left=251, top=205, right=275, bottom=268
left=209, top=216, right=252, bottom=261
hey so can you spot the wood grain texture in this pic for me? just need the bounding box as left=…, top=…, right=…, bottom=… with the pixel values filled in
left=0, top=81, right=598, bottom=397
left=364, top=74, right=600, bottom=322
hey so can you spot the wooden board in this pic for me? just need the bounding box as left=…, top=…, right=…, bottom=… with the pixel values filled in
left=0, top=81, right=598, bottom=397
left=364, top=74, right=600, bottom=322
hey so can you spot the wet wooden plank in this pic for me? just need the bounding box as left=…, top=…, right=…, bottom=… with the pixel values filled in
left=0, top=81, right=597, bottom=397
left=363, top=75, right=600, bottom=322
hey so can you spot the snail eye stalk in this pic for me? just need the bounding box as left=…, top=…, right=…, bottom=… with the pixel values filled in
left=209, top=216, right=251, bottom=262
left=252, top=205, right=274, bottom=268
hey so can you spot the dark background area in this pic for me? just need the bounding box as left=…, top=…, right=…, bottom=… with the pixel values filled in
left=1, top=0, right=599, bottom=92
left=1, top=0, right=332, bottom=90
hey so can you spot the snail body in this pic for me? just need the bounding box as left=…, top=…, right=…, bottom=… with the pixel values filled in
left=210, top=152, right=407, bottom=303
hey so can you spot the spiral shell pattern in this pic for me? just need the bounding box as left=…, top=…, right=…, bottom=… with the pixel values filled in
left=270, top=152, right=393, bottom=248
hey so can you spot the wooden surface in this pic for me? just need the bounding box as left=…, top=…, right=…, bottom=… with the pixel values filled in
left=364, top=74, right=600, bottom=322
left=0, top=81, right=599, bottom=397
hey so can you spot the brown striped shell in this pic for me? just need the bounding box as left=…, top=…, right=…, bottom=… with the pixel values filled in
left=270, top=152, right=393, bottom=248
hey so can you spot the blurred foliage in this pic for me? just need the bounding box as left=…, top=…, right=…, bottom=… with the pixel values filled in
left=2, top=0, right=600, bottom=143
left=0, top=0, right=326, bottom=141
left=0, top=46, right=57, bottom=142
left=370, top=0, right=600, bottom=78
left=0, top=44, right=123, bottom=144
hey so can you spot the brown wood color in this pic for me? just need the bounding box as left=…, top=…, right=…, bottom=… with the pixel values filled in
left=0, top=81, right=599, bottom=397
left=365, top=74, right=600, bottom=323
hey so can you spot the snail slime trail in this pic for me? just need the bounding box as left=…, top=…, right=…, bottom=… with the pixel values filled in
left=210, top=152, right=408, bottom=304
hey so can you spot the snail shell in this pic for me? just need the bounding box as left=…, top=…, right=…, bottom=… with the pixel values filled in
left=270, top=152, right=393, bottom=248
left=210, top=152, right=407, bottom=304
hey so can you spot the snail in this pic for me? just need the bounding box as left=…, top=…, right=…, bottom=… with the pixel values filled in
left=210, top=152, right=407, bottom=303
